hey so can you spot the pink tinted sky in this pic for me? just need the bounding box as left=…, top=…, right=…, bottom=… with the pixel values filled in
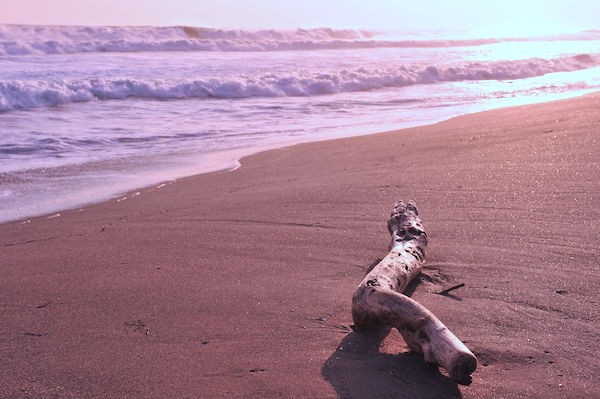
left=0, top=0, right=598, bottom=35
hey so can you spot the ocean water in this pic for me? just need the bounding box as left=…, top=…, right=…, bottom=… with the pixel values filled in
left=1, top=25, right=599, bottom=223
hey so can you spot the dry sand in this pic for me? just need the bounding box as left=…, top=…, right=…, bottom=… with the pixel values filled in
left=1, top=94, right=599, bottom=398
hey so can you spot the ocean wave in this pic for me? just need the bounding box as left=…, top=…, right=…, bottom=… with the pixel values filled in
left=0, top=25, right=375, bottom=55
left=0, top=54, right=596, bottom=111
left=1, top=24, right=600, bottom=55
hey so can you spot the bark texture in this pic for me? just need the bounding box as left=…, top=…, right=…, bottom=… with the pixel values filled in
left=351, top=200, right=477, bottom=385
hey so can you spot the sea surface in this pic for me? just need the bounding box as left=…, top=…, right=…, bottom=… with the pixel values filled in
left=1, top=25, right=599, bottom=223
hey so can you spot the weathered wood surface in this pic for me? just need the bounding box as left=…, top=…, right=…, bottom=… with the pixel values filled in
left=351, top=200, right=477, bottom=385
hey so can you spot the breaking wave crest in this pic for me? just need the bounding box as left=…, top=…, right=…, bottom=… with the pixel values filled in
left=0, top=25, right=374, bottom=55
left=1, top=24, right=600, bottom=55
left=0, top=54, right=596, bottom=111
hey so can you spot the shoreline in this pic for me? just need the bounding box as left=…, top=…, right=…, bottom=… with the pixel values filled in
left=2, top=89, right=598, bottom=226
left=1, top=93, right=599, bottom=398
left=0, top=147, right=247, bottom=225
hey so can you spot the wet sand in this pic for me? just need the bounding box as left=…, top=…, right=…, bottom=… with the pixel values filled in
left=1, top=93, right=599, bottom=398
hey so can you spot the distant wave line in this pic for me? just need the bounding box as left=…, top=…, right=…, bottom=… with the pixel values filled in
left=1, top=24, right=599, bottom=55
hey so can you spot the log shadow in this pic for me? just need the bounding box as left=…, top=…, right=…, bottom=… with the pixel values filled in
left=322, top=325, right=463, bottom=399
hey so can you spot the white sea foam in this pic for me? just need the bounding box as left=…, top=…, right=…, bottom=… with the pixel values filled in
left=0, top=54, right=596, bottom=111
left=0, top=25, right=371, bottom=55
left=1, top=24, right=599, bottom=55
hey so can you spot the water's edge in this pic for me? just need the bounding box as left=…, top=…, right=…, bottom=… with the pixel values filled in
left=3, top=91, right=596, bottom=226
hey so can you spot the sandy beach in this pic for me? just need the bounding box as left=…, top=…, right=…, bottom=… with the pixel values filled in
left=1, top=93, right=599, bottom=398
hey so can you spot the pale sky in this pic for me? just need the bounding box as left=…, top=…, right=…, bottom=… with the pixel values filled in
left=0, top=0, right=598, bottom=35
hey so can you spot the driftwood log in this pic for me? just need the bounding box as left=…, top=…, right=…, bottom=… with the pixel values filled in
left=352, top=200, right=477, bottom=385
